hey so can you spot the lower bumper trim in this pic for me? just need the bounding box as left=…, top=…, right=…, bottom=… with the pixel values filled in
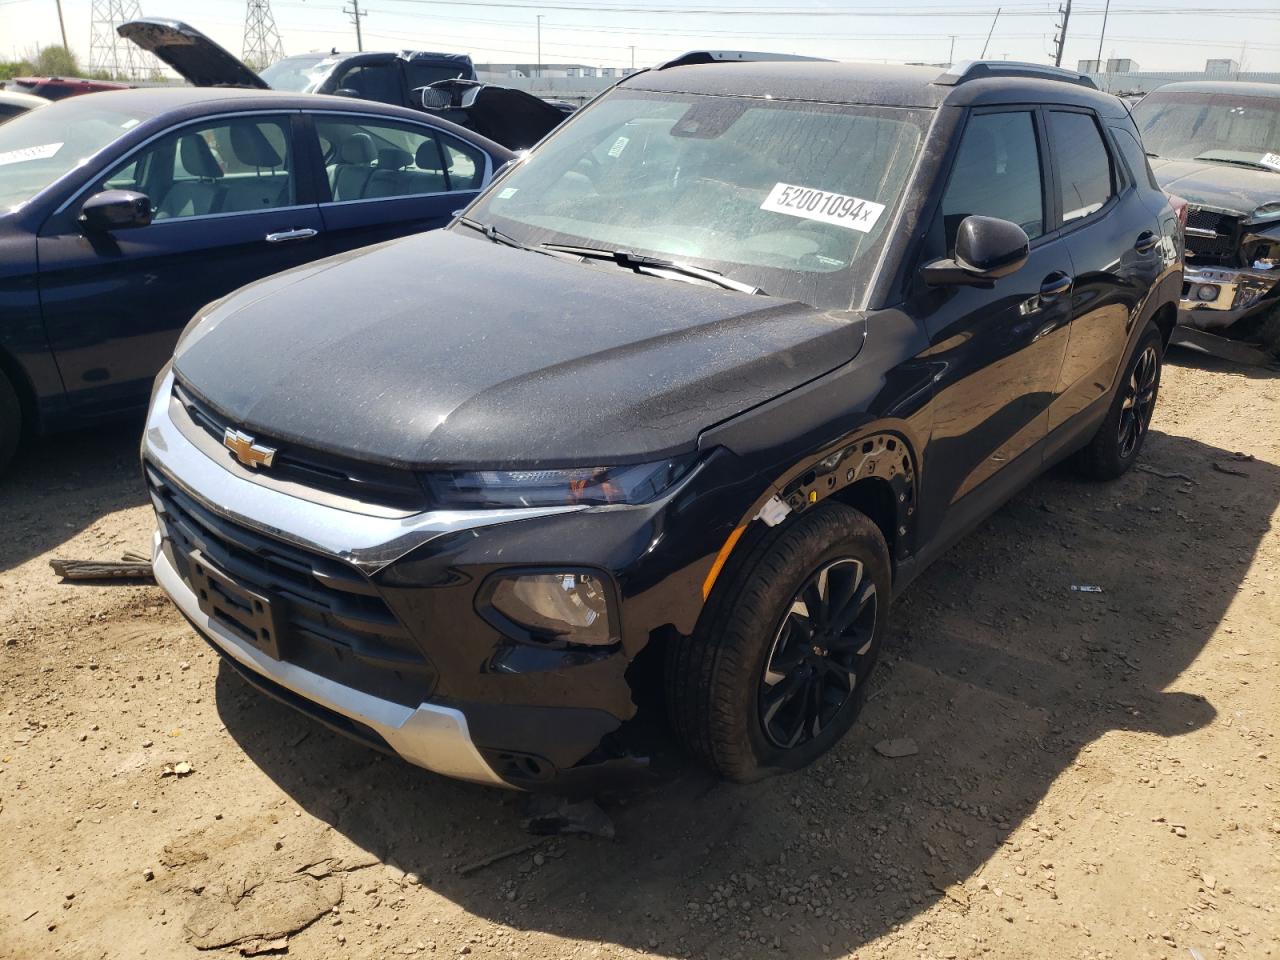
left=153, top=533, right=508, bottom=788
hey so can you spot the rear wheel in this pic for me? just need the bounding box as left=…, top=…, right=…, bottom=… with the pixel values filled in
left=1075, top=321, right=1162, bottom=481
left=0, top=372, right=21, bottom=475
left=667, top=502, right=891, bottom=781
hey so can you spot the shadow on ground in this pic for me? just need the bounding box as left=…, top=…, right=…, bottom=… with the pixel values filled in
left=211, top=422, right=1278, bottom=957
left=0, top=418, right=148, bottom=574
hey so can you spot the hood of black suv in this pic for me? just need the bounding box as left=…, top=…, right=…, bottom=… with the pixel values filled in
left=1150, top=157, right=1280, bottom=215
left=173, top=230, right=865, bottom=469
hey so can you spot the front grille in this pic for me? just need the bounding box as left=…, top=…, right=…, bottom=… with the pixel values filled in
left=1184, top=207, right=1241, bottom=263
left=148, top=465, right=437, bottom=707
left=173, top=380, right=427, bottom=511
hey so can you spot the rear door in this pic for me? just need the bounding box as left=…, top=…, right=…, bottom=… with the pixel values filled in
left=308, top=111, right=492, bottom=256
left=1045, top=107, right=1164, bottom=433
left=35, top=111, right=323, bottom=417
left=916, top=107, right=1075, bottom=542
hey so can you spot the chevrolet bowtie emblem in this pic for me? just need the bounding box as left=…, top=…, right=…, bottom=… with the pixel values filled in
left=222, top=428, right=277, bottom=469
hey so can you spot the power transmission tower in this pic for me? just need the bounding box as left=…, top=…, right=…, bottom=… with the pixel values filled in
left=1052, top=0, right=1072, bottom=67
left=343, top=0, right=366, bottom=52
left=89, top=0, right=164, bottom=79
left=242, top=0, right=286, bottom=72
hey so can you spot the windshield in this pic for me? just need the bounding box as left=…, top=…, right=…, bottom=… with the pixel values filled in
left=1132, top=91, right=1280, bottom=171
left=0, top=99, right=152, bottom=212
left=260, top=55, right=331, bottom=93
left=461, top=90, right=928, bottom=310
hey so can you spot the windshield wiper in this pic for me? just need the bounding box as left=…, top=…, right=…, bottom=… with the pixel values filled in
left=456, top=217, right=586, bottom=262
left=540, top=243, right=766, bottom=296
left=456, top=216, right=536, bottom=250
left=1192, top=154, right=1276, bottom=172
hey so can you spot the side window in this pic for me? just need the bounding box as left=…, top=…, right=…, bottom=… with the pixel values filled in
left=94, top=115, right=295, bottom=221
left=1110, top=125, right=1161, bottom=191
left=941, top=111, right=1044, bottom=248
left=1048, top=111, right=1114, bottom=223
left=317, top=117, right=478, bottom=201
left=332, top=64, right=401, bottom=105
left=442, top=139, right=486, bottom=191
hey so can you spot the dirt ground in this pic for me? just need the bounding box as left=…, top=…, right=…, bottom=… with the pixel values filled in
left=2, top=351, right=1277, bottom=960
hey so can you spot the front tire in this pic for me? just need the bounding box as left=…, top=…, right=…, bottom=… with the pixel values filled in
left=667, top=502, right=891, bottom=782
left=1075, top=321, right=1163, bottom=481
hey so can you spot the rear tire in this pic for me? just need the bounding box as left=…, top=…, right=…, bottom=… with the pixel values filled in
left=666, top=502, right=891, bottom=782
left=0, top=372, right=21, bottom=476
left=1075, top=321, right=1163, bottom=481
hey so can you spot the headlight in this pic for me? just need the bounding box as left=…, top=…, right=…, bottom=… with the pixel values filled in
left=1250, top=201, right=1280, bottom=223
left=484, top=571, right=617, bottom=647
left=422, top=456, right=693, bottom=508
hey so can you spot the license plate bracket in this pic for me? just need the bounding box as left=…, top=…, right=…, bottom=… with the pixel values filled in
left=188, top=549, right=286, bottom=660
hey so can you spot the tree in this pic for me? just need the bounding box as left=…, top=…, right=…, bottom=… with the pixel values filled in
left=0, top=60, right=37, bottom=82
left=33, top=45, right=80, bottom=77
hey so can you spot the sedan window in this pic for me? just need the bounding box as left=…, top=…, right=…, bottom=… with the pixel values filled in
left=94, top=116, right=296, bottom=220
left=942, top=111, right=1045, bottom=247
left=315, top=117, right=486, bottom=200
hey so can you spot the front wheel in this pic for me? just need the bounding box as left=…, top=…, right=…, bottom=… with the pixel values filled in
left=666, top=502, right=891, bottom=782
left=1075, top=322, right=1163, bottom=481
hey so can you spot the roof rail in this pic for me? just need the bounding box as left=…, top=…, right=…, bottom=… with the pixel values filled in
left=657, top=50, right=833, bottom=71
left=934, top=59, right=1098, bottom=89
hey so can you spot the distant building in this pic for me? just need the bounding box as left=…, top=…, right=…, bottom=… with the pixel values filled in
left=1105, top=58, right=1139, bottom=73
left=1077, top=59, right=1101, bottom=73
left=1204, top=58, right=1240, bottom=76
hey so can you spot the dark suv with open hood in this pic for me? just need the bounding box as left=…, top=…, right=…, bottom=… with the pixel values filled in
left=144, top=58, right=1182, bottom=789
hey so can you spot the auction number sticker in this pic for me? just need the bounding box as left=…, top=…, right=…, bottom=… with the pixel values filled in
left=1261, top=152, right=1280, bottom=172
left=0, top=142, right=63, bottom=167
left=759, top=182, right=885, bottom=233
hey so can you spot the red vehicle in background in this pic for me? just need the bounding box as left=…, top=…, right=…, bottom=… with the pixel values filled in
left=7, top=76, right=132, bottom=100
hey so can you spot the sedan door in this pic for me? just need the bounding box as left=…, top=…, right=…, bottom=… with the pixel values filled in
left=308, top=111, right=493, bottom=256
left=35, top=111, right=324, bottom=417
left=915, top=108, right=1075, bottom=545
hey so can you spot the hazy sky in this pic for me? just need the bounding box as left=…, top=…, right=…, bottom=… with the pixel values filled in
left=4, top=0, right=1279, bottom=74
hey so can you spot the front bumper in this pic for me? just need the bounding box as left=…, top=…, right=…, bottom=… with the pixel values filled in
left=143, top=370, right=750, bottom=788
left=1178, top=264, right=1280, bottom=330
left=152, top=530, right=507, bottom=786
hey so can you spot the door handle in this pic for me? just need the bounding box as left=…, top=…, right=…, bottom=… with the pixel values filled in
left=265, top=228, right=318, bottom=243
left=1039, top=272, right=1073, bottom=299
left=1134, top=231, right=1159, bottom=254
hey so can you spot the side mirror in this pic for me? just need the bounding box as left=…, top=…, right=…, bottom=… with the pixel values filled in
left=333, top=87, right=361, bottom=98
left=79, top=190, right=152, bottom=232
left=922, top=215, right=1030, bottom=287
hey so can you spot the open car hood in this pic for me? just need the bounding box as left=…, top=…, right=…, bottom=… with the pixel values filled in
left=118, top=18, right=269, bottom=89
left=419, top=79, right=568, bottom=151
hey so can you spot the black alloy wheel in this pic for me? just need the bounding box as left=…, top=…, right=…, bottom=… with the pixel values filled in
left=1118, top=343, right=1159, bottom=460
left=758, top=558, right=877, bottom=749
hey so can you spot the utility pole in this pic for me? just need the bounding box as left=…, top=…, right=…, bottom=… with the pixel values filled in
left=536, top=14, right=542, bottom=79
left=54, top=0, right=68, bottom=50
left=1095, top=0, right=1110, bottom=67
left=343, top=0, right=365, bottom=52
left=981, top=8, right=1000, bottom=60
left=947, top=35, right=956, bottom=68
left=1052, top=0, right=1071, bottom=67
left=629, top=45, right=635, bottom=72
left=242, top=0, right=285, bottom=71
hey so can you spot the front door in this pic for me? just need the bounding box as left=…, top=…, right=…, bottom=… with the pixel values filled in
left=310, top=113, right=490, bottom=256
left=36, top=112, right=323, bottom=417
left=915, top=108, right=1074, bottom=543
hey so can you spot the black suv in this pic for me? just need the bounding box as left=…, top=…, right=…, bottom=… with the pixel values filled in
left=144, top=58, right=1182, bottom=789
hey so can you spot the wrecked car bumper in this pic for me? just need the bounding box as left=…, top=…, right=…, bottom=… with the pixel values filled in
left=142, top=371, right=737, bottom=789
left=1178, top=264, right=1280, bottom=330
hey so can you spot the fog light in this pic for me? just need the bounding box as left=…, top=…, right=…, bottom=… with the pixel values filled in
left=1196, top=284, right=1218, bottom=301
left=486, top=572, right=616, bottom=646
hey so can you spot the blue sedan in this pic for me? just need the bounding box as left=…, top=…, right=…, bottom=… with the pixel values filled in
left=0, top=87, right=514, bottom=470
